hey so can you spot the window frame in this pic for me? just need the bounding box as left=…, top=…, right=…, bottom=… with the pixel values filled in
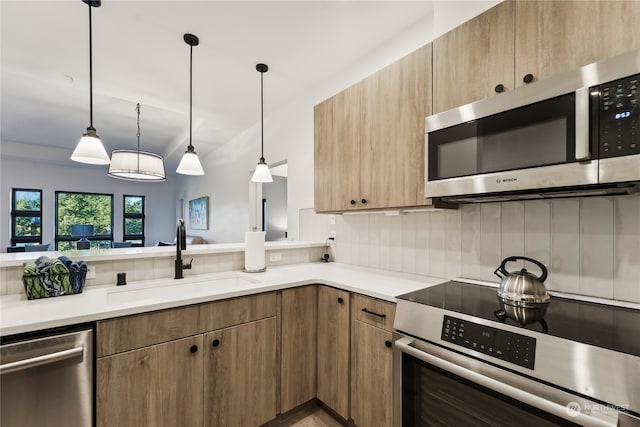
left=55, top=191, right=114, bottom=250
left=10, top=188, right=43, bottom=246
left=123, top=194, right=145, bottom=247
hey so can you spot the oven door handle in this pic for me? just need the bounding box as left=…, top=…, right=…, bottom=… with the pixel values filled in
left=395, top=338, right=614, bottom=427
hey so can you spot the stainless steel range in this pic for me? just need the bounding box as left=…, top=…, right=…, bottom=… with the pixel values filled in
left=393, top=280, right=640, bottom=427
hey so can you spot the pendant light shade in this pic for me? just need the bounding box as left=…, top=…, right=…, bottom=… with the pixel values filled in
left=251, top=63, right=273, bottom=183
left=108, top=103, right=166, bottom=182
left=177, top=33, right=205, bottom=176
left=71, top=0, right=110, bottom=165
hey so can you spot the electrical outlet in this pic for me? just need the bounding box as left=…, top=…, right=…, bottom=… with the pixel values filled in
left=269, top=252, right=282, bottom=262
left=329, top=230, right=336, bottom=239
left=86, top=265, right=96, bottom=280
left=330, top=215, right=336, bottom=225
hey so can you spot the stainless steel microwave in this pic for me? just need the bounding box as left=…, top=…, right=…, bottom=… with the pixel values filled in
left=424, top=49, right=640, bottom=203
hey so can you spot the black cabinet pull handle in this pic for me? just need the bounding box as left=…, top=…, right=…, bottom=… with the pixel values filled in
left=523, top=73, right=534, bottom=84
left=350, top=199, right=356, bottom=205
left=337, top=297, right=344, bottom=304
left=212, top=339, right=220, bottom=347
left=361, top=198, right=367, bottom=204
left=385, top=340, right=392, bottom=348
left=494, top=83, right=505, bottom=93
left=362, top=307, right=386, bottom=318
left=190, top=345, right=198, bottom=353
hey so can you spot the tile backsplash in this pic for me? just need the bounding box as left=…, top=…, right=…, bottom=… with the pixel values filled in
left=300, top=192, right=640, bottom=303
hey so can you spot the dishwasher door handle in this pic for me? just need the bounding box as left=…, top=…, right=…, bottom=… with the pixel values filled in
left=0, top=346, right=84, bottom=375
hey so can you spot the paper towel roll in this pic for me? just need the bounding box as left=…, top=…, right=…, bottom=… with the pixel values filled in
left=244, top=231, right=266, bottom=272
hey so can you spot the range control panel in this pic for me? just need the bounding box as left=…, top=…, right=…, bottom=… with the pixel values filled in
left=441, top=315, right=536, bottom=370
left=599, top=73, right=639, bottom=158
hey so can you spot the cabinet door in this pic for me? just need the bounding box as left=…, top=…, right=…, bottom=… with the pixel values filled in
left=314, top=83, right=363, bottom=212
left=515, top=1, right=640, bottom=88
left=317, top=286, right=350, bottom=418
left=433, top=1, right=515, bottom=113
left=281, top=286, right=318, bottom=412
left=350, top=321, right=393, bottom=427
left=97, top=335, right=204, bottom=427
left=204, top=317, right=277, bottom=427
left=361, top=43, right=433, bottom=209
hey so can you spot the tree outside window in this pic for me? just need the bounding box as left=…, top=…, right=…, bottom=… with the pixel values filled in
left=56, top=191, right=113, bottom=250
left=11, top=189, right=42, bottom=246
left=123, top=195, right=145, bottom=246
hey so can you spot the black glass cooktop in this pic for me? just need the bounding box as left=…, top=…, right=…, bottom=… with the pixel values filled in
left=397, top=281, right=640, bottom=357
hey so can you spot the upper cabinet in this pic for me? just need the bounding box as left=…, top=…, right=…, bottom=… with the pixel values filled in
left=433, top=0, right=640, bottom=114
left=314, top=43, right=432, bottom=213
left=433, top=1, right=514, bottom=114
left=515, top=0, right=640, bottom=87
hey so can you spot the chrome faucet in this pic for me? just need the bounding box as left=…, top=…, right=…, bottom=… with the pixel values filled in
left=174, top=219, right=192, bottom=279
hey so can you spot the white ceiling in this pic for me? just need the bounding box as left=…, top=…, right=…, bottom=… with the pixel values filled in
left=1, top=0, right=434, bottom=173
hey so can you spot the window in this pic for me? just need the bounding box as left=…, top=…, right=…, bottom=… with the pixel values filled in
left=55, top=191, right=113, bottom=250
left=11, top=188, right=42, bottom=246
left=123, top=195, right=145, bottom=246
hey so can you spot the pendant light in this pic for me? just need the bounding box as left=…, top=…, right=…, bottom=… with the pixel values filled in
left=176, top=33, right=205, bottom=176
left=108, top=103, right=166, bottom=181
left=71, top=0, right=110, bottom=165
left=251, top=63, right=273, bottom=183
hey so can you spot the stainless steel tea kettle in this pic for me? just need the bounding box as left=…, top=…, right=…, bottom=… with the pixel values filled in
left=494, top=256, right=550, bottom=326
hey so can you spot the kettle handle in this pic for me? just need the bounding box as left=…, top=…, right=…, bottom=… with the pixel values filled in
left=497, top=256, right=548, bottom=283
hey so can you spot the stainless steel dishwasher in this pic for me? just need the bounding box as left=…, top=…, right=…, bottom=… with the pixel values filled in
left=1, top=326, right=93, bottom=426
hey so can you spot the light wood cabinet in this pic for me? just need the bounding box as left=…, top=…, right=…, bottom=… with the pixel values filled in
left=514, top=0, right=640, bottom=87
left=96, top=335, right=204, bottom=427
left=96, top=293, right=278, bottom=427
left=432, top=0, right=515, bottom=114
left=350, top=319, right=394, bottom=427
left=361, top=44, right=432, bottom=209
left=204, top=318, right=278, bottom=427
left=316, top=286, right=350, bottom=418
left=280, top=286, right=318, bottom=412
left=314, top=84, right=362, bottom=212
left=433, top=0, right=640, bottom=114
left=314, top=43, right=432, bottom=212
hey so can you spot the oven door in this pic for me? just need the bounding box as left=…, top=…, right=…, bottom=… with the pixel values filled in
left=393, top=335, right=630, bottom=427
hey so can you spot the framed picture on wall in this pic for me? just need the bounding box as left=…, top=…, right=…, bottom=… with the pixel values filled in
left=188, top=196, right=209, bottom=230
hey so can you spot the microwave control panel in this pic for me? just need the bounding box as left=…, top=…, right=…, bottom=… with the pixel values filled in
left=441, top=315, right=536, bottom=370
left=599, top=73, right=639, bottom=158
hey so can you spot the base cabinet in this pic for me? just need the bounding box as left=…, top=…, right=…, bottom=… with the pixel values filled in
left=96, top=293, right=277, bottom=427
left=204, top=318, right=278, bottom=427
left=350, top=295, right=396, bottom=427
left=280, top=286, right=318, bottom=412
left=316, top=286, right=350, bottom=418
left=96, top=335, right=204, bottom=427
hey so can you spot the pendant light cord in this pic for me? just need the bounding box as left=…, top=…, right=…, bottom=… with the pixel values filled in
left=189, top=43, right=193, bottom=149
left=136, top=103, right=141, bottom=170
left=260, top=70, right=265, bottom=161
left=88, top=4, right=94, bottom=129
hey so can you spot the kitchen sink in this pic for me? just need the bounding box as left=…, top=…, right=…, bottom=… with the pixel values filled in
left=106, top=273, right=262, bottom=304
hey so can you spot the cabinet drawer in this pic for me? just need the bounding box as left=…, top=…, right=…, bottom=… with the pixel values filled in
left=98, top=292, right=277, bottom=357
left=200, top=292, right=276, bottom=332
left=97, top=304, right=201, bottom=357
left=353, top=294, right=396, bottom=332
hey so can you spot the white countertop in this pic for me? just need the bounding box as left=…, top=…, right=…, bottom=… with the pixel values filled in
left=0, top=262, right=445, bottom=336
left=0, top=241, right=325, bottom=268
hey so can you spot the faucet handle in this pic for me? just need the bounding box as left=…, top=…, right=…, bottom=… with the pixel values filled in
left=183, top=258, right=193, bottom=270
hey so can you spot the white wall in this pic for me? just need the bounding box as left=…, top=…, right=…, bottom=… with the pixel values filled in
left=0, top=142, right=178, bottom=248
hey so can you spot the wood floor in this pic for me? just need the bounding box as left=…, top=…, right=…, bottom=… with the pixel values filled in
left=262, top=401, right=345, bottom=427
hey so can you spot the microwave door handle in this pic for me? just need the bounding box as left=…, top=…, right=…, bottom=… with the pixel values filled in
left=395, top=338, right=614, bottom=427
left=575, top=87, right=590, bottom=161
